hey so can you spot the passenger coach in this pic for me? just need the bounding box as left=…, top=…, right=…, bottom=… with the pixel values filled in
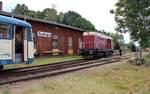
left=0, top=15, right=34, bottom=70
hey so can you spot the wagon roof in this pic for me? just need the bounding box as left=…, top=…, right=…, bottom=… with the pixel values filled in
left=84, top=32, right=113, bottom=40
left=0, top=15, right=31, bottom=28
left=0, top=11, right=87, bottom=32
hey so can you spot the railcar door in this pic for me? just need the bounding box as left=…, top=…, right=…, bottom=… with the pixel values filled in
left=23, top=29, right=28, bottom=62
left=15, top=26, right=24, bottom=63
left=14, top=27, right=33, bottom=64
left=27, top=29, right=34, bottom=64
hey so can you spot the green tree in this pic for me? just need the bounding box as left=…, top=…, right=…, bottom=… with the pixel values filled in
left=26, top=10, right=37, bottom=18
left=12, top=4, right=58, bottom=22
left=112, top=0, right=150, bottom=48
left=12, top=4, right=97, bottom=31
left=61, top=11, right=96, bottom=31
left=12, top=4, right=28, bottom=15
left=36, top=11, right=44, bottom=19
left=98, top=30, right=125, bottom=49
left=73, top=17, right=96, bottom=30
left=111, top=33, right=125, bottom=49
left=43, top=8, right=58, bottom=22
left=57, top=12, right=64, bottom=23
left=62, top=11, right=81, bottom=25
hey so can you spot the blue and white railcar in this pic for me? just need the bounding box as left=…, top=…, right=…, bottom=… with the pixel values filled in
left=0, top=15, right=34, bottom=70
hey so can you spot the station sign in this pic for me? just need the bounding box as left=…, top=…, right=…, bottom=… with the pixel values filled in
left=37, top=31, right=52, bottom=38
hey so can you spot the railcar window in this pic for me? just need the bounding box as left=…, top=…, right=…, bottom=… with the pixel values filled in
left=27, top=29, right=33, bottom=41
left=24, top=29, right=27, bottom=40
left=33, top=32, right=36, bottom=48
left=0, top=23, right=10, bottom=39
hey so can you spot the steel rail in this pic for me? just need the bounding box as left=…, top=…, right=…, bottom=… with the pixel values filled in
left=0, top=55, right=130, bottom=85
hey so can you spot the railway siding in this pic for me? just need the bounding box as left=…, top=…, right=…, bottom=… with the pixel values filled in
left=0, top=54, right=130, bottom=85
left=4, top=55, right=82, bottom=70
left=0, top=55, right=150, bottom=94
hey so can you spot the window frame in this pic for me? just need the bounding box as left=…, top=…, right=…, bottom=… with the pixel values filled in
left=27, top=28, right=33, bottom=41
left=68, top=37, right=73, bottom=49
left=0, top=22, right=12, bottom=40
left=78, top=38, right=82, bottom=49
left=52, top=34, right=59, bottom=49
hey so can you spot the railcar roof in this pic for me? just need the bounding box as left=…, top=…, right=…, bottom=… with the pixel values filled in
left=84, top=32, right=113, bottom=40
left=0, top=15, right=32, bottom=28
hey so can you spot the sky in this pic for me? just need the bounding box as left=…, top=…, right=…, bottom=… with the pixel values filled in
left=0, top=0, right=130, bottom=43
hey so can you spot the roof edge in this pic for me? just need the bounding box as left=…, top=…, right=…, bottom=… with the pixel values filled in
left=0, top=11, right=87, bottom=32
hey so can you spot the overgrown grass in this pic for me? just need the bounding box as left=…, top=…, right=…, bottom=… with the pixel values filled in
left=4, top=55, right=82, bottom=69
left=1, top=61, right=150, bottom=94
left=144, top=55, right=150, bottom=63
left=26, top=64, right=150, bottom=94
left=1, top=90, right=10, bottom=94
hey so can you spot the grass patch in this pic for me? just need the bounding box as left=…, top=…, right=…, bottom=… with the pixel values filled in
left=4, top=55, right=82, bottom=69
left=1, top=56, right=150, bottom=94
left=1, top=89, right=10, bottom=94
left=1, top=62, right=150, bottom=94
left=25, top=64, right=150, bottom=94
left=144, top=55, right=150, bottom=63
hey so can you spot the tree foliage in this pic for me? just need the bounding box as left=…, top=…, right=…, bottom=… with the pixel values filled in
left=57, top=12, right=64, bottom=23
left=43, top=8, right=58, bottom=22
left=61, top=11, right=96, bottom=31
left=111, top=33, right=125, bottom=49
left=12, top=4, right=28, bottom=15
left=98, top=30, right=125, bottom=50
left=61, top=11, right=81, bottom=25
left=12, top=4, right=96, bottom=31
left=112, top=0, right=150, bottom=48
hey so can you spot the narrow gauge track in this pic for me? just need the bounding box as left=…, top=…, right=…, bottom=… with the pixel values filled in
left=1, top=52, right=120, bottom=74
left=0, top=55, right=130, bottom=85
left=0, top=59, right=86, bottom=74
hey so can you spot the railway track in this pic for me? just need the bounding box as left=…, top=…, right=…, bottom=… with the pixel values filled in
left=0, top=54, right=131, bottom=85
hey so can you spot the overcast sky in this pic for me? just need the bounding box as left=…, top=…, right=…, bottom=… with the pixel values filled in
left=0, top=0, right=130, bottom=43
